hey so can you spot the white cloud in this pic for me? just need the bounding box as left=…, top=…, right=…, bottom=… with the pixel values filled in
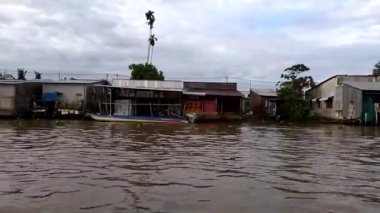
left=0, top=0, right=379, bottom=89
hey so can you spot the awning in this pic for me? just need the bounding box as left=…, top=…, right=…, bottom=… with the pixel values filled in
left=183, top=91, right=206, bottom=96
left=319, top=96, right=333, bottom=101
left=206, top=90, right=244, bottom=97
left=183, top=90, right=243, bottom=97
left=42, top=92, right=62, bottom=102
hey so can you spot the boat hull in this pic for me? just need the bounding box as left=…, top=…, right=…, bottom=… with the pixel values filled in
left=88, top=114, right=188, bottom=123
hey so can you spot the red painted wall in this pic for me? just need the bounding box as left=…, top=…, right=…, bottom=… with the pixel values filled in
left=204, top=99, right=217, bottom=113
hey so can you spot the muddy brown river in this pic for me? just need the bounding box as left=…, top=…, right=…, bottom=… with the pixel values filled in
left=0, top=120, right=379, bottom=212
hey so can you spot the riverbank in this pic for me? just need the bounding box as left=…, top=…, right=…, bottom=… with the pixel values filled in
left=0, top=115, right=367, bottom=127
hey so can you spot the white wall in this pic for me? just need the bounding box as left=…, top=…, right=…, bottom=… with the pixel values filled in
left=308, top=77, right=338, bottom=119
left=43, top=84, right=86, bottom=109
left=0, top=85, right=16, bottom=111
left=307, top=76, right=380, bottom=120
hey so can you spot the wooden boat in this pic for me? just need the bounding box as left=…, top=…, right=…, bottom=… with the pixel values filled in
left=185, top=113, right=197, bottom=123
left=88, top=114, right=188, bottom=124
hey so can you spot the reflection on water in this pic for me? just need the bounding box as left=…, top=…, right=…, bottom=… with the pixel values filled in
left=0, top=120, right=379, bottom=212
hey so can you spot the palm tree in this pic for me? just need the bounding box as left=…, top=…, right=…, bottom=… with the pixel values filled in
left=145, top=10, right=155, bottom=29
left=149, top=34, right=158, bottom=64
left=145, top=10, right=157, bottom=64
left=145, top=10, right=155, bottom=64
left=17, top=68, right=27, bottom=80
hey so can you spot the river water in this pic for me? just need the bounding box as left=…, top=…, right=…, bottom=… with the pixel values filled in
left=0, top=120, right=379, bottom=213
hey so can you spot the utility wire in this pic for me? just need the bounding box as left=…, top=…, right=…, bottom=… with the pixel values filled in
left=0, top=68, right=286, bottom=84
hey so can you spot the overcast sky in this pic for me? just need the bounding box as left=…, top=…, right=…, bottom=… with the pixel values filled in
left=0, top=0, right=379, bottom=88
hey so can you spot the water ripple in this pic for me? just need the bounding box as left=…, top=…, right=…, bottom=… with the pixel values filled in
left=0, top=121, right=379, bottom=212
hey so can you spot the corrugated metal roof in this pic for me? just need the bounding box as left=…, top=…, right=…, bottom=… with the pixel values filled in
left=184, top=82, right=237, bottom=91
left=306, top=75, right=376, bottom=92
left=0, top=80, right=24, bottom=85
left=344, top=81, right=380, bottom=91
left=0, top=79, right=101, bottom=84
left=250, top=88, right=277, bottom=97
left=206, top=90, right=243, bottom=97
left=93, top=85, right=183, bottom=92
left=32, top=79, right=101, bottom=84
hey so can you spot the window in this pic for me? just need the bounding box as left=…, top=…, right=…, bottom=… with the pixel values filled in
left=326, top=97, right=333, bottom=109
left=317, top=100, right=321, bottom=108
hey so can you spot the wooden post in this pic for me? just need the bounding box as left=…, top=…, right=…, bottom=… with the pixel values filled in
left=134, top=90, right=137, bottom=116
left=99, top=100, right=102, bottom=114
left=179, top=92, right=183, bottom=116
left=109, top=88, right=112, bottom=116
left=202, top=99, right=204, bottom=112
left=150, top=102, right=153, bottom=116
left=221, top=99, right=224, bottom=114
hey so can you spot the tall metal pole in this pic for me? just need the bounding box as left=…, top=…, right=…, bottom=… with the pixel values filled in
left=146, top=28, right=152, bottom=64
left=146, top=43, right=151, bottom=64
left=150, top=45, right=154, bottom=64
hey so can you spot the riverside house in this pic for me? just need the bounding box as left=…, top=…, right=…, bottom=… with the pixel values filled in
left=305, top=75, right=380, bottom=124
left=249, top=88, right=278, bottom=117
left=94, top=79, right=184, bottom=118
left=0, top=80, right=42, bottom=117
left=88, top=79, right=244, bottom=122
left=40, top=80, right=103, bottom=117
left=182, top=81, right=243, bottom=121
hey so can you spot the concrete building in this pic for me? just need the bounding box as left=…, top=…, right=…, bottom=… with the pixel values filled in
left=40, top=80, right=102, bottom=116
left=305, top=75, right=380, bottom=121
left=341, top=82, right=380, bottom=124
left=249, top=88, right=278, bottom=117
left=0, top=81, right=42, bottom=117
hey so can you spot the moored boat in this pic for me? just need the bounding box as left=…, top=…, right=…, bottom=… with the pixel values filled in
left=88, top=113, right=188, bottom=123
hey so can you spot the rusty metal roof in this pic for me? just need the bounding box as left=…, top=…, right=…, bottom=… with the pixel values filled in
left=344, top=81, right=380, bottom=91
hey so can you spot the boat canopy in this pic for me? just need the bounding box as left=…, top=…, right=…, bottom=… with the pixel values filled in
left=42, top=91, right=62, bottom=102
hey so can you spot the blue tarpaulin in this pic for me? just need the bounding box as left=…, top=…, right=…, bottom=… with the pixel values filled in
left=42, top=92, right=61, bottom=102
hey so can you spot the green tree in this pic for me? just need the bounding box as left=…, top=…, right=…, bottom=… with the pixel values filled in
left=277, top=64, right=315, bottom=122
left=129, top=63, right=165, bottom=80
left=373, top=61, right=380, bottom=76
left=278, top=64, right=315, bottom=92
